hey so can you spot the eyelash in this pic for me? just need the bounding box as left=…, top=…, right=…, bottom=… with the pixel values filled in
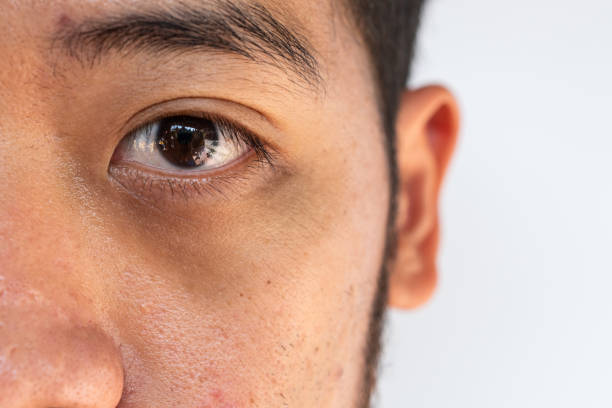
left=109, top=112, right=277, bottom=200
left=214, top=116, right=276, bottom=169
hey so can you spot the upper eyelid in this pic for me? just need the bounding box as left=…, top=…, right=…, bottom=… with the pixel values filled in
left=119, top=96, right=277, bottom=135
left=116, top=97, right=285, bottom=154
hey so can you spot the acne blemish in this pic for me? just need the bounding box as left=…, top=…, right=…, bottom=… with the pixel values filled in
left=57, top=14, right=75, bottom=29
left=139, top=302, right=154, bottom=313
left=199, top=389, right=237, bottom=408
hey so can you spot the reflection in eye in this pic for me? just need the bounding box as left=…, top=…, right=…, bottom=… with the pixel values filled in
left=109, top=114, right=276, bottom=201
left=112, top=115, right=256, bottom=173
left=157, top=116, right=222, bottom=168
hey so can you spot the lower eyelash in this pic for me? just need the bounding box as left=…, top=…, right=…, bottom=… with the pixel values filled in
left=108, top=154, right=274, bottom=202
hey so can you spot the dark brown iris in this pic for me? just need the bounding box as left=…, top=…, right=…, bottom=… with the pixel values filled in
left=156, top=116, right=219, bottom=168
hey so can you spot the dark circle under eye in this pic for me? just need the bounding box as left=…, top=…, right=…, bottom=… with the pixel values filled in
left=156, top=116, right=219, bottom=168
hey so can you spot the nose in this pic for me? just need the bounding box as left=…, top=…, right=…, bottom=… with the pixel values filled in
left=0, top=141, right=125, bottom=407
left=0, top=99, right=124, bottom=405
left=0, top=278, right=124, bottom=408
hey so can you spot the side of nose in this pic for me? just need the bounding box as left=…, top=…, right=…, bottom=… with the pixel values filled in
left=0, top=280, right=124, bottom=408
left=0, top=194, right=125, bottom=408
left=0, top=123, right=128, bottom=406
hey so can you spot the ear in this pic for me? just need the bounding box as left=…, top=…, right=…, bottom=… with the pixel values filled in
left=388, top=85, right=460, bottom=310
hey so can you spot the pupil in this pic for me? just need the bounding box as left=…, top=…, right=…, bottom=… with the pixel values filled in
left=156, top=116, right=216, bottom=168
left=176, top=129, right=193, bottom=145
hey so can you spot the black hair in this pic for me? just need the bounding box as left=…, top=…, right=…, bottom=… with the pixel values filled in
left=345, top=1, right=426, bottom=406
left=347, top=0, right=425, bottom=139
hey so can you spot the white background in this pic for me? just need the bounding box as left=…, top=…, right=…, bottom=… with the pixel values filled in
left=378, top=0, right=612, bottom=407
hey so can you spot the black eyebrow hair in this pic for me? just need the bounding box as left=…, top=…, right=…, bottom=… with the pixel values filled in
left=55, top=1, right=322, bottom=87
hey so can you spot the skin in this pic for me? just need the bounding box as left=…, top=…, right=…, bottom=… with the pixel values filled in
left=0, top=0, right=459, bottom=407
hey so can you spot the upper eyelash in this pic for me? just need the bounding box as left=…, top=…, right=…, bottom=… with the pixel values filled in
left=212, top=116, right=276, bottom=169
left=128, top=113, right=276, bottom=170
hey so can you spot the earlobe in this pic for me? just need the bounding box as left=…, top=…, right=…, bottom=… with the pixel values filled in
left=388, top=85, right=460, bottom=310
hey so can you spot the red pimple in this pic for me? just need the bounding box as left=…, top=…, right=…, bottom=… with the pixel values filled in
left=57, top=14, right=75, bottom=29
left=199, top=389, right=238, bottom=408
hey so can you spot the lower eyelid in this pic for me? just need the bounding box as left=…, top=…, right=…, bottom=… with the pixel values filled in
left=110, top=165, right=212, bottom=199
left=108, top=150, right=272, bottom=204
left=109, top=165, right=238, bottom=204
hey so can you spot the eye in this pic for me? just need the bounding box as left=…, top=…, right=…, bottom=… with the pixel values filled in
left=108, top=111, right=277, bottom=202
left=111, top=115, right=254, bottom=173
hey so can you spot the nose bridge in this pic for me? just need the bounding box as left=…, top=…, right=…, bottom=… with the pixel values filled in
left=0, top=170, right=75, bottom=275
left=0, top=12, right=126, bottom=407
left=0, top=93, right=90, bottom=273
left=0, top=15, right=87, bottom=266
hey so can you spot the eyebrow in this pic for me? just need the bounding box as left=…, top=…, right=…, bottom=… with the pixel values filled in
left=55, top=1, right=322, bottom=87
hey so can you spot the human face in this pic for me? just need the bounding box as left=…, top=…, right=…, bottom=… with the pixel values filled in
left=0, top=0, right=392, bottom=406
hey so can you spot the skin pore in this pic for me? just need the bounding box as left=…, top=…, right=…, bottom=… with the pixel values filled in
left=0, top=0, right=458, bottom=407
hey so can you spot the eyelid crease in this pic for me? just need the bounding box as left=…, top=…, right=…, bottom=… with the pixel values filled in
left=122, top=96, right=277, bottom=133
left=115, top=96, right=286, bottom=155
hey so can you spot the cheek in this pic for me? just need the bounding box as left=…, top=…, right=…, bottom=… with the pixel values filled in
left=238, top=122, right=390, bottom=403
left=98, top=114, right=390, bottom=405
